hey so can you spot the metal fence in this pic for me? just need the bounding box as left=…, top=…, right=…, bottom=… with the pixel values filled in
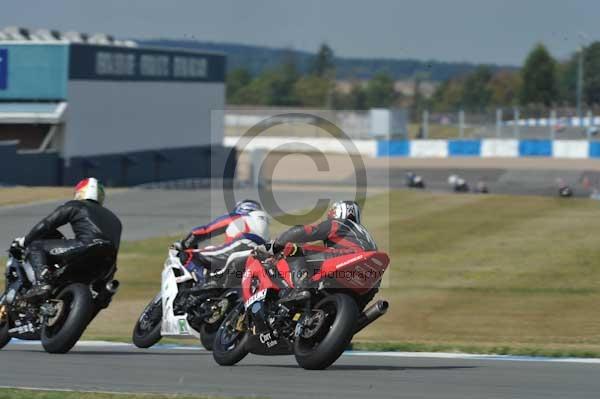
left=419, top=107, right=600, bottom=140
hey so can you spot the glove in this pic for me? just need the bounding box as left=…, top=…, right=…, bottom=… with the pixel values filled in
left=12, top=237, right=24, bottom=248
left=9, top=237, right=25, bottom=259
left=254, top=242, right=274, bottom=259
left=170, top=241, right=183, bottom=252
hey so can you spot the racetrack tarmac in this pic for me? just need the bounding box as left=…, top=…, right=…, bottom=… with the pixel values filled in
left=1, top=343, right=599, bottom=399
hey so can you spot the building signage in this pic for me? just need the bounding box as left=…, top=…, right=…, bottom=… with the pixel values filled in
left=0, top=49, right=7, bottom=90
left=69, top=44, right=225, bottom=82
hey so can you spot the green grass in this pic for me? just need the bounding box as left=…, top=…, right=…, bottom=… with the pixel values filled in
left=0, top=187, right=73, bottom=207
left=4, top=190, right=600, bottom=357
left=0, top=388, right=252, bottom=399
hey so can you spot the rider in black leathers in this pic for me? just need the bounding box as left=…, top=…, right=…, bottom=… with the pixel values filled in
left=13, top=178, right=122, bottom=298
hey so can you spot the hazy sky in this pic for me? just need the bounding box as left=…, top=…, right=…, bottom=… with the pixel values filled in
left=1, top=0, right=599, bottom=65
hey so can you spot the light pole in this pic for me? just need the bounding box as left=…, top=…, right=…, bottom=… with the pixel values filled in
left=576, top=45, right=584, bottom=123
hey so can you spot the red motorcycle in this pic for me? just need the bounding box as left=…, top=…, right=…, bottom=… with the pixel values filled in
left=212, top=247, right=390, bottom=369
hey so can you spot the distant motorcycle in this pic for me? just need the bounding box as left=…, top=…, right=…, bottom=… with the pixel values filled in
left=448, top=174, right=470, bottom=193
left=212, top=248, right=390, bottom=370
left=0, top=230, right=119, bottom=353
left=132, top=248, right=247, bottom=350
left=406, top=172, right=425, bottom=189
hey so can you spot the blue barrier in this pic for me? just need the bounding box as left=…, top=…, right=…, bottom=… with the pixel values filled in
left=448, top=140, right=481, bottom=157
left=589, top=142, right=600, bottom=158
left=377, top=140, right=409, bottom=157
left=518, top=140, right=552, bottom=157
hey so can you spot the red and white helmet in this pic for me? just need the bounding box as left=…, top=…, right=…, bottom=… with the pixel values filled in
left=327, top=200, right=361, bottom=224
left=74, top=177, right=105, bottom=205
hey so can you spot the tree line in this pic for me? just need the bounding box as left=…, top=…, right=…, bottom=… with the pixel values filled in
left=226, top=42, right=600, bottom=112
left=430, top=42, right=600, bottom=113
left=227, top=44, right=398, bottom=109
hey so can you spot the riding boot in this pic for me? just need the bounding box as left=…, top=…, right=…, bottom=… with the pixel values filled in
left=279, top=255, right=311, bottom=305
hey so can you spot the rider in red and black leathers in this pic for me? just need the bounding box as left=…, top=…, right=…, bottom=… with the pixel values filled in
left=270, top=200, right=376, bottom=303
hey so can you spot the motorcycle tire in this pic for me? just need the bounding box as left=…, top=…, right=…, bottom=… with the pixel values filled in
left=294, top=293, right=358, bottom=370
left=41, top=283, right=93, bottom=354
left=0, top=315, right=10, bottom=350
left=200, top=322, right=219, bottom=351
left=213, top=303, right=249, bottom=366
left=132, top=294, right=163, bottom=349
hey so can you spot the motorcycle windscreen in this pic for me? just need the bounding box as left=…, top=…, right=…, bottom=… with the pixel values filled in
left=312, top=251, right=389, bottom=294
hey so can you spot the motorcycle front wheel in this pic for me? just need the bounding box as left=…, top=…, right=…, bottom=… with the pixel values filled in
left=132, top=294, right=163, bottom=348
left=212, top=303, right=249, bottom=366
left=0, top=306, right=10, bottom=350
left=294, top=293, right=358, bottom=370
left=41, top=283, right=93, bottom=354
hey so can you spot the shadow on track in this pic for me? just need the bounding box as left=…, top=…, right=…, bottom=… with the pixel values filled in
left=244, top=364, right=478, bottom=371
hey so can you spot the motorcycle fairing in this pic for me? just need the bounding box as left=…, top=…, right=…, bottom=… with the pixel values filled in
left=311, top=251, right=389, bottom=294
left=160, top=250, right=199, bottom=338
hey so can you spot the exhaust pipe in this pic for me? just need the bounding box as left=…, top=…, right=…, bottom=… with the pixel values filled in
left=106, top=280, right=120, bottom=294
left=355, top=300, right=389, bottom=333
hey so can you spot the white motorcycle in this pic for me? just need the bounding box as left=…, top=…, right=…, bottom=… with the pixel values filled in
left=132, top=248, right=249, bottom=350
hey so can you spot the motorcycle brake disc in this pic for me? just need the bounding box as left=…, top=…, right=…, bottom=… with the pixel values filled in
left=206, top=298, right=229, bottom=324
left=301, top=309, right=326, bottom=339
left=45, top=300, right=64, bottom=327
left=0, top=305, right=7, bottom=322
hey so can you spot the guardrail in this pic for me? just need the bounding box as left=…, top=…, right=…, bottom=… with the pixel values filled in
left=378, top=139, right=600, bottom=159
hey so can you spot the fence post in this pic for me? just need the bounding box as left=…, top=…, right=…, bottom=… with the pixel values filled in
left=550, top=109, right=556, bottom=140
left=513, top=107, right=520, bottom=139
left=458, top=109, right=465, bottom=138
left=496, top=108, right=502, bottom=138
left=587, top=110, right=593, bottom=140
left=422, top=110, right=429, bottom=139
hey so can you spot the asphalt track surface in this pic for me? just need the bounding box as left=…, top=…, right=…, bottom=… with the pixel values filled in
left=0, top=187, right=368, bottom=245
left=1, top=343, right=599, bottom=399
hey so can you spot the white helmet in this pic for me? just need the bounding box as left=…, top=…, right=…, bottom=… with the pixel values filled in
left=74, top=177, right=105, bottom=205
left=244, top=210, right=270, bottom=242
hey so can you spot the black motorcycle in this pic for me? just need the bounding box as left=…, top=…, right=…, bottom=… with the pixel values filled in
left=0, top=230, right=119, bottom=353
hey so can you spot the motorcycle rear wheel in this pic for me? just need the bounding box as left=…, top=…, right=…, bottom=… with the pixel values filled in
left=294, top=293, right=358, bottom=370
left=41, top=283, right=93, bottom=354
left=213, top=303, right=249, bottom=366
left=132, top=294, right=163, bottom=348
left=0, top=312, right=10, bottom=350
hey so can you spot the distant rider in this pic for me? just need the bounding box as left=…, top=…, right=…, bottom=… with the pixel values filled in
left=12, top=178, right=122, bottom=298
left=261, top=200, right=376, bottom=303
left=177, top=199, right=270, bottom=288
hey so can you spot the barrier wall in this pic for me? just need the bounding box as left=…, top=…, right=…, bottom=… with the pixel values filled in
left=0, top=141, right=235, bottom=186
left=377, top=139, right=600, bottom=159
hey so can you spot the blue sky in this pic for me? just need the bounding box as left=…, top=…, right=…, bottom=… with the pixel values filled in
left=1, top=0, right=599, bottom=65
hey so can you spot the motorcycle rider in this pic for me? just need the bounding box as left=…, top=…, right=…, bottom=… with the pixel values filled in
left=262, top=200, right=376, bottom=303
left=12, top=177, right=122, bottom=298
left=177, top=199, right=270, bottom=288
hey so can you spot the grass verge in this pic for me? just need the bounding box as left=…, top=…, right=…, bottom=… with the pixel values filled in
left=0, top=388, right=253, bottom=399
left=0, top=187, right=74, bottom=207
left=4, top=189, right=600, bottom=357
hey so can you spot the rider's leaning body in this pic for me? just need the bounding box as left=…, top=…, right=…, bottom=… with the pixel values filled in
left=15, top=178, right=122, bottom=298
left=270, top=200, right=376, bottom=303
left=179, top=199, right=270, bottom=287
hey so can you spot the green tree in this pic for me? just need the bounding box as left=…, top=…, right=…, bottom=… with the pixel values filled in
left=430, top=79, right=463, bottom=111
left=460, top=65, right=493, bottom=111
left=365, top=72, right=397, bottom=107
left=583, top=42, right=600, bottom=105
left=312, top=43, right=335, bottom=77
left=293, top=75, right=330, bottom=107
left=519, top=43, right=557, bottom=106
left=488, top=70, right=522, bottom=107
left=226, top=67, right=252, bottom=104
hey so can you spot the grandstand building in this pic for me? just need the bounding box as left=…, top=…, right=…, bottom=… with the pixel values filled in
left=0, top=27, right=231, bottom=186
